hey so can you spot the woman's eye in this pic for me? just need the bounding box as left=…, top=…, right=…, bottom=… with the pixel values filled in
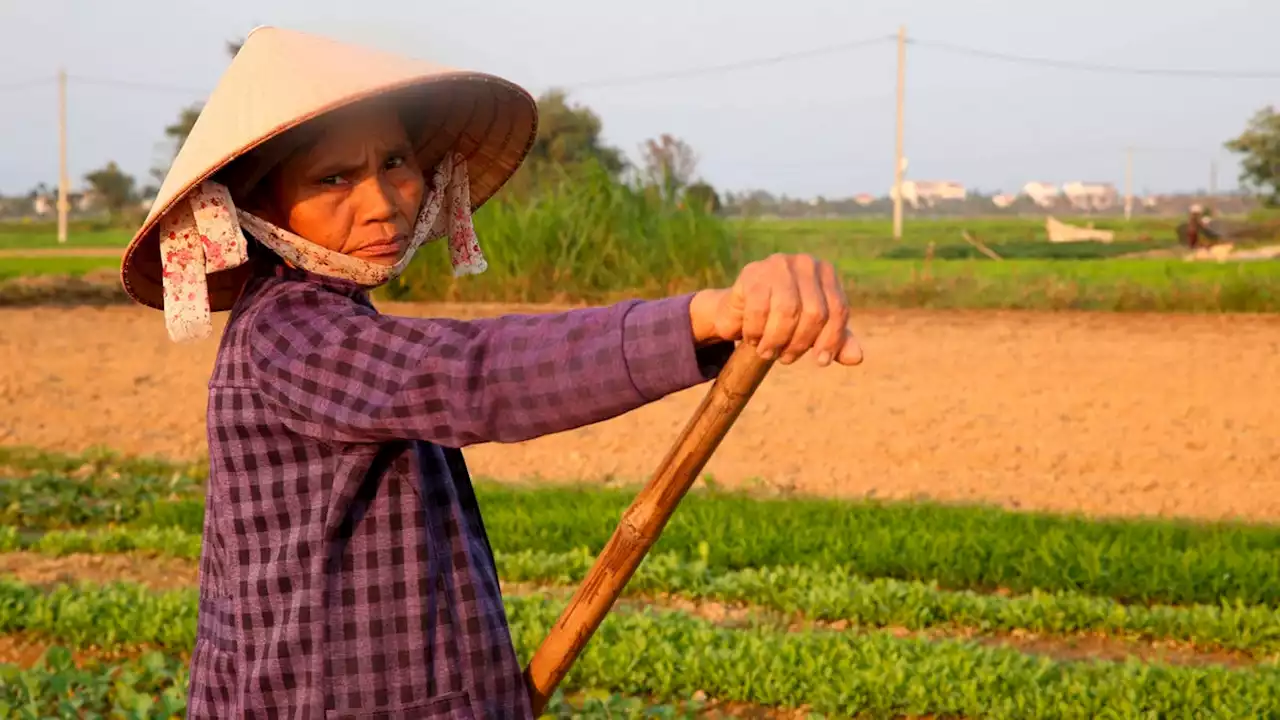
left=318, top=174, right=347, bottom=187
left=385, top=155, right=406, bottom=170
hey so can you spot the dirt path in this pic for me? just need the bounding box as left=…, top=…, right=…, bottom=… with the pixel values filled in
left=1, top=303, right=1278, bottom=521
left=0, top=552, right=197, bottom=591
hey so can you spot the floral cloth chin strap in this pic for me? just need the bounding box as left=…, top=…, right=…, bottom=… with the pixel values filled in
left=157, top=152, right=487, bottom=343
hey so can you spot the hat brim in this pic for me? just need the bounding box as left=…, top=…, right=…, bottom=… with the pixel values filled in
left=121, top=72, right=536, bottom=312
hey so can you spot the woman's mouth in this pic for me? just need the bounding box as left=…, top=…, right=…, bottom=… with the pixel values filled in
left=357, top=235, right=406, bottom=261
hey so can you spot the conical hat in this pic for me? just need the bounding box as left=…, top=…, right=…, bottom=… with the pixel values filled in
left=121, top=25, right=537, bottom=311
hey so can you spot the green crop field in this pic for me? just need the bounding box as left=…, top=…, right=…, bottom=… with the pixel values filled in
left=0, top=224, right=132, bottom=250
left=0, top=256, right=119, bottom=280
left=0, top=447, right=1277, bottom=717
left=840, top=257, right=1280, bottom=312
left=4, top=208, right=1278, bottom=313
left=738, top=216, right=1188, bottom=261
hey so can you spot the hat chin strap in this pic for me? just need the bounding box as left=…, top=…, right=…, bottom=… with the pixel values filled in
left=157, top=152, right=487, bottom=343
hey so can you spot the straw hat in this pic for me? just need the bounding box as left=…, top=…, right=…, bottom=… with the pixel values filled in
left=121, top=25, right=537, bottom=311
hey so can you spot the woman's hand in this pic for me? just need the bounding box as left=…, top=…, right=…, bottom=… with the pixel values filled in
left=689, top=253, right=862, bottom=367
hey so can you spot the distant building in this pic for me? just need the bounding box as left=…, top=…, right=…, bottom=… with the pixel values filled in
left=32, top=195, right=52, bottom=215
left=853, top=193, right=876, bottom=207
left=890, top=180, right=966, bottom=209
left=1061, top=182, right=1118, bottom=211
left=74, top=189, right=100, bottom=212
left=1021, top=182, right=1060, bottom=209
left=991, top=193, right=1018, bottom=209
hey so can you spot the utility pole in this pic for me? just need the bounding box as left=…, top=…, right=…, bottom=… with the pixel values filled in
left=892, top=25, right=906, bottom=239
left=57, top=68, right=69, bottom=244
left=1123, top=147, right=1133, bottom=221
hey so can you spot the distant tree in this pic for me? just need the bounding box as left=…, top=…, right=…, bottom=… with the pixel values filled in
left=526, top=89, right=625, bottom=174
left=640, top=134, right=699, bottom=201
left=150, top=104, right=203, bottom=184
left=739, top=189, right=777, bottom=216
left=499, top=89, right=627, bottom=199
left=151, top=39, right=243, bottom=183
left=684, top=181, right=721, bottom=213
left=165, top=105, right=203, bottom=155
left=1226, top=106, right=1280, bottom=206
left=84, top=161, right=137, bottom=217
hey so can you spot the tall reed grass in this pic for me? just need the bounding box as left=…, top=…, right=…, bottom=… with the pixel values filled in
left=382, top=163, right=741, bottom=303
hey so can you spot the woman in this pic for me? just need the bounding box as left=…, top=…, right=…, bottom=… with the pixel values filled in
left=122, top=26, right=862, bottom=719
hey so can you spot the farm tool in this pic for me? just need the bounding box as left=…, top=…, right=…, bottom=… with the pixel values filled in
left=522, top=342, right=775, bottom=714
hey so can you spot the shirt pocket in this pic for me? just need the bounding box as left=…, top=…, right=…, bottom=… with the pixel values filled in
left=186, top=596, right=239, bottom=719
left=325, top=690, right=475, bottom=720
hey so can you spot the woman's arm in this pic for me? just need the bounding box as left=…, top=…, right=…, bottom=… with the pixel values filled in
left=247, top=286, right=732, bottom=447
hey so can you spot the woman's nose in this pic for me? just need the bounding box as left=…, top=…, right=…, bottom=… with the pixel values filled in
left=355, top=174, right=398, bottom=223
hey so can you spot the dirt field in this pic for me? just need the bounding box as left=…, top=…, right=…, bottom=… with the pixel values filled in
left=1, top=302, right=1277, bottom=521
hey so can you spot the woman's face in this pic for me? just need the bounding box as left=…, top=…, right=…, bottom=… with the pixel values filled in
left=257, top=104, right=425, bottom=265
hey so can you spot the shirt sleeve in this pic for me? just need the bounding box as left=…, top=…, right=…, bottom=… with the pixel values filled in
left=246, top=285, right=734, bottom=447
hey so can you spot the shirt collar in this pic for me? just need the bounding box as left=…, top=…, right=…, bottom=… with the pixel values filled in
left=251, top=243, right=372, bottom=303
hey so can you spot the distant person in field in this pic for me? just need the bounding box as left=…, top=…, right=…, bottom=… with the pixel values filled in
left=119, top=26, right=862, bottom=720
left=1178, top=203, right=1220, bottom=249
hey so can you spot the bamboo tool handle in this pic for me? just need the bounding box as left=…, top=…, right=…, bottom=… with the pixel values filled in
left=523, top=342, right=775, bottom=714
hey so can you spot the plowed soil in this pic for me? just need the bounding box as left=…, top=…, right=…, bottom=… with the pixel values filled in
left=1, top=303, right=1277, bottom=521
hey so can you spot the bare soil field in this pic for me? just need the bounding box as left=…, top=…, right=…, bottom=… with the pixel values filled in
left=1, top=302, right=1277, bottom=521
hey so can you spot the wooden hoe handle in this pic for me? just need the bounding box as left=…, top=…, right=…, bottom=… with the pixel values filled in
left=523, top=342, right=775, bottom=714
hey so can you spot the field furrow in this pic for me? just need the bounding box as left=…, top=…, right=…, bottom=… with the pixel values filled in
left=0, top=578, right=1276, bottom=718
left=3, top=455, right=1280, bottom=608
left=0, top=414, right=1277, bottom=716
left=3, top=531, right=1280, bottom=664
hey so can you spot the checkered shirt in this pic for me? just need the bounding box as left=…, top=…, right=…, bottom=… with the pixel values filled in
left=187, top=255, right=732, bottom=719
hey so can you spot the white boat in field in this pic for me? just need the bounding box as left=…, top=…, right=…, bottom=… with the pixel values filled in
left=1045, top=216, right=1115, bottom=244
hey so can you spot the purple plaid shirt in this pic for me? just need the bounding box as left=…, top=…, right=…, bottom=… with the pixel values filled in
left=188, top=253, right=731, bottom=719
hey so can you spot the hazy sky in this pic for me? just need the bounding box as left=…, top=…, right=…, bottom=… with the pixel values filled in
left=1, top=0, right=1275, bottom=199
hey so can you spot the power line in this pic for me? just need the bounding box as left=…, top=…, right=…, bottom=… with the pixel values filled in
left=909, top=38, right=1280, bottom=79
left=563, top=34, right=896, bottom=89
left=9, top=33, right=1278, bottom=99
left=0, top=77, right=54, bottom=91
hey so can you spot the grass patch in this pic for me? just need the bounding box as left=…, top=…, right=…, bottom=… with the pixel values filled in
left=840, top=258, right=1280, bottom=312
left=2, top=212, right=1276, bottom=315
left=472, top=484, right=1280, bottom=608
left=0, top=644, right=731, bottom=719
left=0, top=647, right=188, bottom=719
left=497, top=548, right=1280, bottom=658
left=11, top=524, right=1280, bottom=658
left=0, top=257, right=119, bottom=280
left=0, top=224, right=132, bottom=249
left=878, top=239, right=1168, bottom=261
left=0, top=447, right=204, bottom=481
left=514, top=597, right=1280, bottom=719
left=383, top=163, right=740, bottom=304
left=740, top=216, right=1183, bottom=261
left=0, top=448, right=203, bottom=530
left=0, top=581, right=198, bottom=651
left=4, top=448, right=1279, bottom=607
left=3, top=580, right=1279, bottom=718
